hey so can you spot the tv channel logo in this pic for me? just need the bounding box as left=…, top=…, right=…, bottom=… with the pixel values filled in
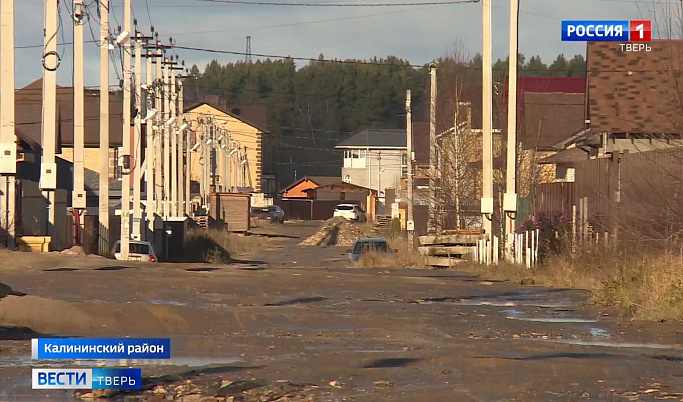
left=32, top=368, right=142, bottom=390
left=562, top=20, right=651, bottom=42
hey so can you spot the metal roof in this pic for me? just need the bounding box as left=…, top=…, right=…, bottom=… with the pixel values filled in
left=336, top=129, right=406, bottom=149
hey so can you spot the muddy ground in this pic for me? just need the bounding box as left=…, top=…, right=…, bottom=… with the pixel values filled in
left=1, top=221, right=683, bottom=401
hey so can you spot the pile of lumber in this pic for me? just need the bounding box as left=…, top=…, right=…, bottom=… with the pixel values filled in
left=418, top=229, right=485, bottom=268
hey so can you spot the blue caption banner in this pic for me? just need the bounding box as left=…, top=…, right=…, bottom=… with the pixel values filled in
left=32, top=368, right=142, bottom=390
left=32, top=338, right=171, bottom=360
left=562, top=20, right=629, bottom=41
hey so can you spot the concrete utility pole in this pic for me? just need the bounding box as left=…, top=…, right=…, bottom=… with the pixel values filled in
left=185, top=125, right=192, bottom=215
left=406, top=89, right=414, bottom=248
left=428, top=63, right=438, bottom=235
left=154, top=50, right=163, bottom=215
left=504, top=0, right=519, bottom=261
left=198, top=119, right=206, bottom=207
left=119, top=0, right=132, bottom=260
left=0, top=0, right=17, bottom=249
left=73, top=0, right=87, bottom=237
left=170, top=67, right=178, bottom=217
left=40, top=0, right=58, bottom=246
left=71, top=0, right=86, bottom=247
left=144, top=41, right=155, bottom=236
left=132, top=30, right=143, bottom=241
left=177, top=75, right=185, bottom=216
left=481, top=0, right=494, bottom=239
left=99, top=0, right=110, bottom=255
left=162, top=58, right=170, bottom=218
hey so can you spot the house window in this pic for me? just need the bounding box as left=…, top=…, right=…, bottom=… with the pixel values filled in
left=344, top=149, right=366, bottom=169
left=401, top=153, right=408, bottom=176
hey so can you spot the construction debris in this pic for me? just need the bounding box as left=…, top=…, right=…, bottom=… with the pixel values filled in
left=300, top=217, right=379, bottom=247
left=418, top=233, right=484, bottom=267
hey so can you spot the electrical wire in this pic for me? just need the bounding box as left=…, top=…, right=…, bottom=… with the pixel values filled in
left=197, top=0, right=478, bottom=6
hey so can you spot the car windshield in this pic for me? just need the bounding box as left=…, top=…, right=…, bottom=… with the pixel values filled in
left=353, top=241, right=388, bottom=254
left=114, top=243, right=150, bottom=254
left=336, top=205, right=354, bottom=211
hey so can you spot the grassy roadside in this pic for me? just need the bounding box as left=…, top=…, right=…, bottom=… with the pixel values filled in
left=184, top=229, right=267, bottom=264
left=460, top=246, right=683, bottom=322
left=357, top=232, right=683, bottom=322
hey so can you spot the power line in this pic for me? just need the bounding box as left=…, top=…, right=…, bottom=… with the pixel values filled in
left=198, top=0, right=478, bottom=6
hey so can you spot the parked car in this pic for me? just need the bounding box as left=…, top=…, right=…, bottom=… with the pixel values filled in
left=112, top=240, right=158, bottom=262
left=269, top=205, right=285, bottom=223
left=333, top=203, right=367, bottom=222
left=347, top=238, right=393, bottom=262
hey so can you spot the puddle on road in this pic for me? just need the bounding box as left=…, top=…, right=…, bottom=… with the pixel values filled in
left=590, top=328, right=609, bottom=338
left=507, top=316, right=598, bottom=323
left=503, top=308, right=598, bottom=323
left=457, top=300, right=577, bottom=309
left=538, top=338, right=682, bottom=350
left=303, top=345, right=406, bottom=354
left=147, top=299, right=189, bottom=307
left=0, top=355, right=241, bottom=368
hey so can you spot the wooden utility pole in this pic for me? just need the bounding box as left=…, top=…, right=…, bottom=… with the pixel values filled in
left=119, top=0, right=132, bottom=260
left=406, top=89, right=414, bottom=247
left=0, top=0, right=17, bottom=249
left=40, top=0, right=58, bottom=247
left=504, top=0, right=519, bottom=261
left=98, top=0, right=110, bottom=255
left=481, top=0, right=494, bottom=239
left=428, top=63, right=438, bottom=235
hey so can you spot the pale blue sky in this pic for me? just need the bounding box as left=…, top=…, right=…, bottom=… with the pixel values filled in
left=12, top=0, right=654, bottom=88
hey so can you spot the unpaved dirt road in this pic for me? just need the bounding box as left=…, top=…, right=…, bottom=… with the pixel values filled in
left=1, top=221, right=683, bottom=401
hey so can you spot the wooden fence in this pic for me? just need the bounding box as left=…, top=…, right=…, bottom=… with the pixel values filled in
left=533, top=148, right=683, bottom=247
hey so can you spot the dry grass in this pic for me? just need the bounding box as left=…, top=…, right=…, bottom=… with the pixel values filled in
left=357, top=237, right=428, bottom=269
left=184, top=229, right=267, bottom=264
left=462, top=245, right=683, bottom=322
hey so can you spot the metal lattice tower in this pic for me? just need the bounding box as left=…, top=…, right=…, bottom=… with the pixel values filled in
left=245, top=36, right=252, bottom=63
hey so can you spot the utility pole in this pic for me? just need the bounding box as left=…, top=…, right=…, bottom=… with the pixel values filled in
left=72, top=1, right=86, bottom=246
left=428, top=63, right=438, bottom=235
left=144, top=38, right=156, bottom=237
left=185, top=122, right=192, bottom=215
left=406, top=89, right=414, bottom=248
left=40, top=0, right=58, bottom=248
left=481, top=0, right=494, bottom=240
left=177, top=71, right=185, bottom=216
left=154, top=46, right=163, bottom=215
left=119, top=0, right=132, bottom=260
left=0, top=0, right=17, bottom=249
left=504, top=0, right=519, bottom=261
left=99, top=0, right=110, bottom=255
left=198, top=119, right=206, bottom=208
left=132, top=25, right=143, bottom=241
left=162, top=58, right=170, bottom=218
left=170, top=65, right=178, bottom=217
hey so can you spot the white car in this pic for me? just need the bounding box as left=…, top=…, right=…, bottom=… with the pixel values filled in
left=112, top=240, right=158, bottom=262
left=333, top=204, right=367, bottom=223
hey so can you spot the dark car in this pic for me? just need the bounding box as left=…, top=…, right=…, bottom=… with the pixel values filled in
left=347, top=238, right=392, bottom=262
left=268, top=205, right=285, bottom=223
